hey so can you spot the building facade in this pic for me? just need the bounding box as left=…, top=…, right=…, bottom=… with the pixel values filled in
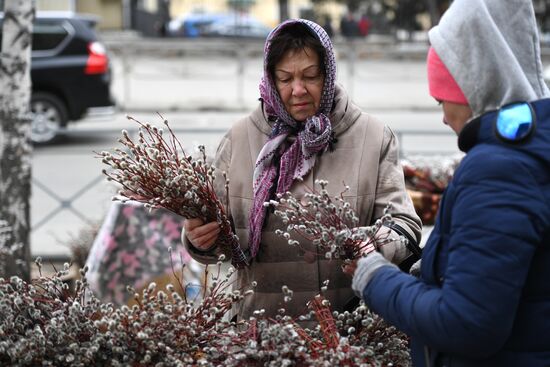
left=32, top=0, right=345, bottom=32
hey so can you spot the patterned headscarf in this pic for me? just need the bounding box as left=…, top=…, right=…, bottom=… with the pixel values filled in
left=248, top=19, right=337, bottom=261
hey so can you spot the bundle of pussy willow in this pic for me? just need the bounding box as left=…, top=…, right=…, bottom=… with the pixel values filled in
left=0, top=256, right=410, bottom=366
left=98, top=116, right=247, bottom=268
left=269, top=180, right=407, bottom=262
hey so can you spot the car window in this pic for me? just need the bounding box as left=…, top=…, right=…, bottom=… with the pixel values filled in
left=32, top=21, right=68, bottom=51
left=0, top=19, right=69, bottom=52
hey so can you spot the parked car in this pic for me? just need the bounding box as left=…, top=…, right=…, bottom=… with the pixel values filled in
left=0, top=11, right=114, bottom=143
left=166, top=13, right=227, bottom=38
left=203, top=15, right=271, bottom=39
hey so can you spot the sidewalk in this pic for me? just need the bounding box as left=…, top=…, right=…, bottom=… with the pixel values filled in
left=99, top=33, right=550, bottom=114
left=103, top=45, right=437, bottom=113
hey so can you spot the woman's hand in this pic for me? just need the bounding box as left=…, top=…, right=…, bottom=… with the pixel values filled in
left=183, top=218, right=220, bottom=251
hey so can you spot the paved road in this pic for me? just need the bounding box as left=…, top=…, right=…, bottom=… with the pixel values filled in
left=110, top=53, right=438, bottom=113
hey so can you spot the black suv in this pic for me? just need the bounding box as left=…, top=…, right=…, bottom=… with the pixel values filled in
left=0, top=12, right=114, bottom=143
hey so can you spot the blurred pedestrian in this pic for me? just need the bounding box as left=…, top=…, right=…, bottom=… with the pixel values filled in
left=321, top=14, right=334, bottom=38
left=358, top=14, right=371, bottom=37
left=182, top=19, right=421, bottom=320
left=340, top=12, right=359, bottom=39
left=347, top=0, right=550, bottom=366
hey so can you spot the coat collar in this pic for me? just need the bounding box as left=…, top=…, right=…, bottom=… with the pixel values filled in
left=458, top=98, right=550, bottom=165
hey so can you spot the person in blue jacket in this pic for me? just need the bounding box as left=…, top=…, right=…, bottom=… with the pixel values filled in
left=347, top=0, right=550, bottom=366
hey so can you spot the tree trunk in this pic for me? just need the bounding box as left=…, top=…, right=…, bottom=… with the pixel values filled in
left=0, top=0, right=35, bottom=281
left=279, top=0, right=289, bottom=22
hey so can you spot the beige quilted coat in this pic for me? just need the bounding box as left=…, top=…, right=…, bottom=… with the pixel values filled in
left=184, top=84, right=422, bottom=319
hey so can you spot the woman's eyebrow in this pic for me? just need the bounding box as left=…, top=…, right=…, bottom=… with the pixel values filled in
left=275, top=64, right=320, bottom=73
left=303, top=64, right=320, bottom=71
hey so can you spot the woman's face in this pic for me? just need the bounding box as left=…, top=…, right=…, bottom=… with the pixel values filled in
left=441, top=101, right=473, bottom=134
left=274, top=47, right=325, bottom=122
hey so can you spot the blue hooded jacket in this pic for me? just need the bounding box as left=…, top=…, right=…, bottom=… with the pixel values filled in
left=364, top=99, right=550, bottom=366
left=360, top=0, right=550, bottom=366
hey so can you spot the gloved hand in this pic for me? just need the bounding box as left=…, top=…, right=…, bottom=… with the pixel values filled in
left=351, top=252, right=397, bottom=297
left=343, top=225, right=407, bottom=276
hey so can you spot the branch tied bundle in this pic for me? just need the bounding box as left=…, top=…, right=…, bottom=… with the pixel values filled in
left=269, top=180, right=407, bottom=262
left=0, top=258, right=410, bottom=366
left=98, top=116, right=247, bottom=268
left=246, top=283, right=410, bottom=366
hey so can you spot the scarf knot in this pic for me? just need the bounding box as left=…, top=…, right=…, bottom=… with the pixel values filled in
left=300, top=114, right=332, bottom=157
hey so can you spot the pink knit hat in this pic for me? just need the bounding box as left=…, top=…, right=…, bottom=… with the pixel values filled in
left=427, top=47, right=469, bottom=105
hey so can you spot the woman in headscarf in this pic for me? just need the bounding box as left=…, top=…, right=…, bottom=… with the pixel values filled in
left=348, top=0, right=550, bottom=366
left=183, top=19, right=421, bottom=319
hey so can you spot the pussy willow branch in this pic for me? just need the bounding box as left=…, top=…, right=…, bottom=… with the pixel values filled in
left=98, top=116, right=248, bottom=268
left=271, top=180, right=401, bottom=262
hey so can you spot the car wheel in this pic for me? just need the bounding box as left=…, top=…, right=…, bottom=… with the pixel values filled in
left=30, top=92, right=68, bottom=144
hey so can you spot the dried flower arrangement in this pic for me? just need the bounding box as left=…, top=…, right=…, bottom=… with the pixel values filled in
left=63, top=221, right=100, bottom=270
left=269, top=180, right=406, bottom=262
left=98, top=116, right=247, bottom=268
left=0, top=256, right=410, bottom=366
left=401, top=154, right=462, bottom=225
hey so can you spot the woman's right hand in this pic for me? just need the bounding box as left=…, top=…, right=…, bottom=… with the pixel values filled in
left=183, top=218, right=220, bottom=251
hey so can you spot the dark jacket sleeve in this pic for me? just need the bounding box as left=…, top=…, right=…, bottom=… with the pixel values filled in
left=362, top=152, right=548, bottom=358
